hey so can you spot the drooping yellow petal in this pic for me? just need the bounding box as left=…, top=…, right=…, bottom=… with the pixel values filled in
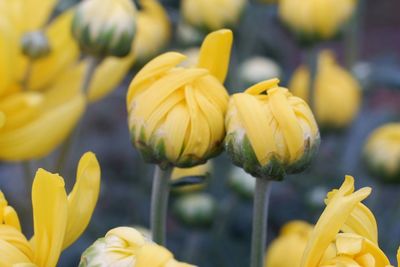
left=0, top=94, right=85, bottom=161
left=31, top=169, right=68, bottom=267
left=197, top=29, right=233, bottom=83
left=301, top=176, right=372, bottom=267
left=62, top=152, right=101, bottom=250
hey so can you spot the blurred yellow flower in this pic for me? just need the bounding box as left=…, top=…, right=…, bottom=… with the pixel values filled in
left=300, top=175, right=395, bottom=267
left=364, top=123, right=400, bottom=183
left=181, top=0, right=246, bottom=31
left=290, top=50, right=361, bottom=129
left=0, top=152, right=100, bottom=267
left=225, top=78, right=320, bottom=180
left=72, top=0, right=137, bottom=58
left=279, top=0, right=357, bottom=40
left=79, top=227, right=194, bottom=267
left=171, top=162, right=211, bottom=193
left=127, top=29, right=232, bottom=168
left=265, top=221, right=313, bottom=267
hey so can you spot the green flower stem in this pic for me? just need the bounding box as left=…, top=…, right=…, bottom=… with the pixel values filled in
left=250, top=178, right=272, bottom=267
left=151, top=165, right=172, bottom=245
left=344, top=0, right=364, bottom=69
left=55, top=56, right=101, bottom=173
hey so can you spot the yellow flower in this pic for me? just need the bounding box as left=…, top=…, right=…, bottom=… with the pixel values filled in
left=79, top=227, right=194, bottom=267
left=265, top=221, right=313, bottom=267
left=300, top=175, right=394, bottom=267
left=290, top=50, right=361, bottom=129
left=279, top=0, right=357, bottom=41
left=72, top=0, right=137, bottom=58
left=181, top=0, right=246, bottom=31
left=0, top=152, right=101, bottom=267
left=364, top=123, right=400, bottom=183
left=225, top=78, right=320, bottom=180
left=127, top=29, right=233, bottom=168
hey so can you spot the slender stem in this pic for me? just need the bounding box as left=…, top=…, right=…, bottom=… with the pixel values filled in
left=55, top=56, right=100, bottom=173
left=151, top=166, right=172, bottom=245
left=250, top=178, right=272, bottom=267
left=344, top=0, right=363, bottom=69
left=22, top=161, right=33, bottom=188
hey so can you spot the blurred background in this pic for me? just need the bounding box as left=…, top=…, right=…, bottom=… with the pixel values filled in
left=1, top=0, right=400, bottom=266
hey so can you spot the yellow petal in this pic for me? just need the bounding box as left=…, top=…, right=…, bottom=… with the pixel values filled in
left=62, top=152, right=101, bottom=250
left=197, top=29, right=233, bottom=83
left=0, top=94, right=85, bottom=161
left=245, top=78, right=280, bottom=95
left=127, top=52, right=187, bottom=106
left=31, top=169, right=68, bottom=267
left=0, top=239, right=32, bottom=266
left=135, top=244, right=173, bottom=267
left=0, top=225, right=33, bottom=260
left=232, top=93, right=277, bottom=165
left=0, top=18, right=17, bottom=97
left=18, top=0, right=57, bottom=31
left=3, top=207, right=22, bottom=231
left=301, top=176, right=372, bottom=267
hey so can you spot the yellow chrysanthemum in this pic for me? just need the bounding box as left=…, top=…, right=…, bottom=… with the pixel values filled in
left=0, top=0, right=170, bottom=161
left=225, top=78, right=320, bottom=180
left=0, top=152, right=101, bottom=267
left=265, top=221, right=313, bottom=267
left=181, top=0, right=246, bottom=31
left=364, top=123, right=400, bottom=183
left=290, top=50, right=361, bottom=129
left=279, top=0, right=357, bottom=41
left=127, top=29, right=232, bottom=168
left=300, top=175, right=397, bottom=267
left=79, top=227, right=194, bottom=267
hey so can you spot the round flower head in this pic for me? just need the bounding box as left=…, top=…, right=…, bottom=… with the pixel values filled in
left=290, top=50, right=361, bottom=129
left=181, top=0, right=246, bottom=31
left=79, top=227, right=194, bottom=267
left=279, top=0, right=356, bottom=42
left=225, top=78, right=320, bottom=180
left=364, top=123, right=400, bottom=183
left=127, top=29, right=232, bottom=168
left=72, top=0, right=137, bottom=57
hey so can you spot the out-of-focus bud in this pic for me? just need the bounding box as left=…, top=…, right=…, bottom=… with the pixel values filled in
left=265, top=221, right=313, bottom=267
left=21, top=31, right=51, bottom=60
left=181, top=0, right=246, bottom=31
left=364, top=123, right=400, bottom=183
left=225, top=78, right=320, bottom=180
left=176, top=21, right=205, bottom=46
left=178, top=47, right=200, bottom=68
left=127, top=29, right=232, bottom=168
left=79, top=227, right=194, bottom=267
left=72, top=0, right=137, bottom=58
left=228, top=167, right=256, bottom=199
left=239, top=56, right=281, bottom=87
left=290, top=50, right=361, bottom=129
left=173, top=193, right=216, bottom=228
left=171, top=162, right=211, bottom=193
left=279, top=0, right=357, bottom=42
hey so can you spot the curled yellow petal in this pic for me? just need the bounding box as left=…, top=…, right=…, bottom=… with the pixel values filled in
left=197, top=29, right=233, bottom=83
left=62, top=152, right=101, bottom=250
left=135, top=244, right=173, bottom=267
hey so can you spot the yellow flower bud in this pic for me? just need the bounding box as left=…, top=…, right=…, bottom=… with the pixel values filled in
left=21, top=31, right=51, bottom=60
left=364, top=123, right=400, bottom=183
left=127, top=29, right=232, bottom=168
left=181, top=0, right=246, bottom=31
left=79, top=227, right=194, bottom=267
left=225, top=78, right=320, bottom=180
left=72, top=0, right=137, bottom=58
left=173, top=193, right=216, bottom=228
left=290, top=50, right=361, bottom=129
left=279, top=0, right=357, bottom=41
left=265, top=221, right=313, bottom=267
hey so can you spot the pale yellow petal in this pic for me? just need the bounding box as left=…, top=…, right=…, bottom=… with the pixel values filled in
left=0, top=239, right=32, bottom=266
left=0, top=225, right=33, bottom=260
left=135, top=244, right=173, bottom=267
